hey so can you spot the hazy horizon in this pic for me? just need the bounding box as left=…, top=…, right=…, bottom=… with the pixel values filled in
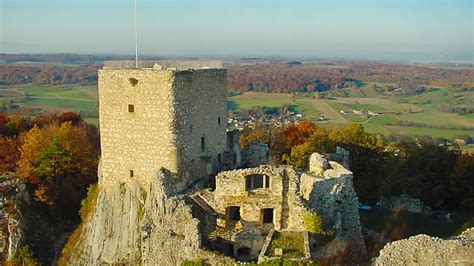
left=1, top=0, right=473, bottom=62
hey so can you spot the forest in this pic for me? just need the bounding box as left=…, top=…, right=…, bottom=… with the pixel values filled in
left=1, top=61, right=473, bottom=94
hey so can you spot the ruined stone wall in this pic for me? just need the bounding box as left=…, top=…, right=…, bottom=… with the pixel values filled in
left=214, top=166, right=286, bottom=231
left=98, top=68, right=227, bottom=192
left=300, top=155, right=365, bottom=256
left=214, top=166, right=306, bottom=232
left=375, top=228, right=474, bottom=265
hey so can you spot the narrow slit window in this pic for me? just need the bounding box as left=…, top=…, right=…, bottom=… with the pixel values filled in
left=201, top=136, right=206, bottom=152
left=218, top=117, right=221, bottom=125
left=130, top=170, right=134, bottom=178
left=128, top=104, right=135, bottom=113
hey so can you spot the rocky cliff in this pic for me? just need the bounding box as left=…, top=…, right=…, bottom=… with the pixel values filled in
left=70, top=169, right=232, bottom=265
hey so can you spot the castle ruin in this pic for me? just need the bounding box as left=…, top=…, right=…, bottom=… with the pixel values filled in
left=70, top=61, right=365, bottom=264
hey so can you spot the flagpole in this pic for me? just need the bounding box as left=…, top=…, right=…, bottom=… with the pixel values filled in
left=134, top=0, right=138, bottom=68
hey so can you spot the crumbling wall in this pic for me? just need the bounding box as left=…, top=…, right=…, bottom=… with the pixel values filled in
left=140, top=171, right=202, bottom=264
left=300, top=153, right=365, bottom=257
left=214, top=166, right=306, bottom=232
left=375, top=227, right=474, bottom=265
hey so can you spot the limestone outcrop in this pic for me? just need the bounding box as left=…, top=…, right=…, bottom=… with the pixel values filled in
left=375, top=228, right=474, bottom=265
left=70, top=170, right=233, bottom=265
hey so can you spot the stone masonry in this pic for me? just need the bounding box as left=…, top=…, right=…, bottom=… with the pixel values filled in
left=98, top=61, right=227, bottom=193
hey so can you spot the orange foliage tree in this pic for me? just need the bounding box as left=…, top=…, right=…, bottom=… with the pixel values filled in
left=17, top=122, right=98, bottom=210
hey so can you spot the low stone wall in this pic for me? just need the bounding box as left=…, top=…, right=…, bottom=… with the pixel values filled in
left=103, top=60, right=223, bottom=70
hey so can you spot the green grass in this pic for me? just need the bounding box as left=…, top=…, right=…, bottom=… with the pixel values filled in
left=294, top=92, right=315, bottom=100
left=327, top=101, right=385, bottom=112
left=385, top=126, right=473, bottom=139
left=402, top=88, right=474, bottom=107
left=20, top=86, right=95, bottom=100
left=327, top=101, right=348, bottom=113
left=228, top=92, right=319, bottom=118
left=395, top=107, right=472, bottom=127
left=344, top=114, right=366, bottom=122
left=228, top=93, right=294, bottom=110
left=267, top=231, right=306, bottom=258
left=463, top=113, right=474, bottom=119
left=16, top=86, right=98, bottom=112
left=355, top=81, right=397, bottom=88
left=294, top=101, right=320, bottom=117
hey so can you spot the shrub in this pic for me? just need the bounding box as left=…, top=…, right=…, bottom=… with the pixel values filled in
left=5, top=245, right=38, bottom=266
left=302, top=209, right=333, bottom=235
left=79, top=184, right=98, bottom=221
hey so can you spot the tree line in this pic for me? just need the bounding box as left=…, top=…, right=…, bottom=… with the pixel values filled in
left=240, top=121, right=474, bottom=211
left=1, top=62, right=472, bottom=93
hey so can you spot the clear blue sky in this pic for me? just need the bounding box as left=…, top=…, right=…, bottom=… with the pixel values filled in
left=1, top=0, right=473, bottom=61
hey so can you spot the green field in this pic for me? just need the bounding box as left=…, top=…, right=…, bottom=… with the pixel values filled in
left=228, top=92, right=294, bottom=110
left=403, top=88, right=474, bottom=106
left=228, top=92, right=320, bottom=118
left=15, top=86, right=98, bottom=112
left=228, top=89, right=474, bottom=139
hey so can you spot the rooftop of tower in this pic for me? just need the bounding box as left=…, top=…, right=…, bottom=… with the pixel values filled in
left=102, top=60, right=223, bottom=71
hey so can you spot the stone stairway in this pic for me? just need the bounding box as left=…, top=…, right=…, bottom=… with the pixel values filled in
left=189, top=194, right=217, bottom=216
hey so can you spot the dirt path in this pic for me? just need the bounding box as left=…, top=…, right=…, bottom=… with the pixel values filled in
left=303, top=99, right=347, bottom=123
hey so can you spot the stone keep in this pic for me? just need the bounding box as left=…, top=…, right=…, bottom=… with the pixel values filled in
left=98, top=61, right=228, bottom=192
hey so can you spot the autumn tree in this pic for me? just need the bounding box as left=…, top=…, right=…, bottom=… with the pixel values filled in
left=17, top=122, right=98, bottom=215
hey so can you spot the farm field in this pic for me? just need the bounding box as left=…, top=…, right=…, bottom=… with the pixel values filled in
left=228, top=92, right=321, bottom=119
left=230, top=89, right=474, bottom=139
left=0, top=85, right=98, bottom=119
left=20, top=86, right=97, bottom=112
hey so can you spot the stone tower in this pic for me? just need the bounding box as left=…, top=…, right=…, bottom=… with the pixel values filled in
left=98, top=60, right=227, bottom=192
